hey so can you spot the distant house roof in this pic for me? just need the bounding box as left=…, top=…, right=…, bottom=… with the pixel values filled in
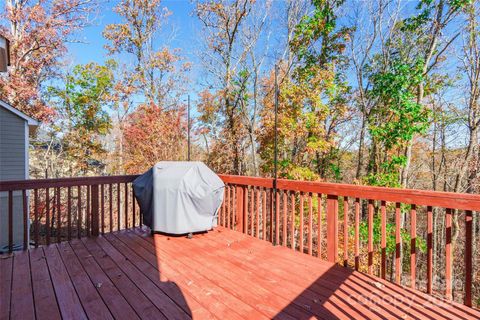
left=0, top=99, right=40, bottom=127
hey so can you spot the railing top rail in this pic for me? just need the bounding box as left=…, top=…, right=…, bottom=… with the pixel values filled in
left=218, top=174, right=274, bottom=188
left=219, top=174, right=480, bottom=211
left=2, top=173, right=480, bottom=211
left=0, top=175, right=140, bottom=192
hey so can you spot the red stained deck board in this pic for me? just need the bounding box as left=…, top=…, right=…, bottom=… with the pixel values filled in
left=213, top=227, right=480, bottom=320
left=10, top=250, right=35, bottom=319
left=101, top=233, right=214, bottom=319
left=0, top=254, right=13, bottom=320
left=208, top=229, right=438, bottom=320
left=93, top=236, right=191, bottom=320
left=68, top=239, right=140, bottom=320
left=29, top=248, right=61, bottom=320
left=132, top=230, right=345, bottom=320
left=167, top=231, right=385, bottom=319
left=2, top=226, right=480, bottom=320
left=43, top=245, right=88, bottom=320
left=152, top=237, right=305, bottom=320
left=56, top=242, right=113, bottom=320
left=117, top=230, right=263, bottom=320
left=80, top=237, right=166, bottom=320
left=133, top=229, right=382, bottom=320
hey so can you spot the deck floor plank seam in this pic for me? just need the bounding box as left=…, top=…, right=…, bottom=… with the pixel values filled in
left=68, top=239, right=140, bottom=320
left=127, top=230, right=329, bottom=320
left=112, top=231, right=258, bottom=320
left=79, top=237, right=167, bottom=320
left=0, top=253, right=13, bottom=320
left=132, top=229, right=392, bottom=320
left=29, top=248, right=61, bottom=320
left=211, top=229, right=462, bottom=319
left=27, top=249, right=38, bottom=320
left=2, top=226, right=480, bottom=320
left=213, top=228, right=479, bottom=320
left=42, top=245, right=88, bottom=320
left=102, top=233, right=214, bottom=319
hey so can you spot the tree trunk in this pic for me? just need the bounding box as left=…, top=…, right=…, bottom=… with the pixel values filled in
left=249, top=131, right=258, bottom=176
left=356, top=113, right=366, bottom=180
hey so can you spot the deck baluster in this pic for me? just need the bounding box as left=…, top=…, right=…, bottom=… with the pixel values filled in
left=368, top=199, right=374, bottom=274
left=282, top=191, right=287, bottom=246
left=380, top=200, right=386, bottom=279
left=317, top=194, right=322, bottom=258
left=299, top=192, right=304, bottom=253
left=354, top=198, right=360, bottom=270
left=446, top=208, right=452, bottom=300
left=326, top=195, right=338, bottom=263
left=465, top=210, right=472, bottom=306
left=343, top=196, right=349, bottom=267
left=67, top=187, right=72, bottom=241
left=395, top=202, right=401, bottom=284
left=308, top=193, right=313, bottom=255
left=427, top=206, right=433, bottom=294
left=410, top=204, right=417, bottom=289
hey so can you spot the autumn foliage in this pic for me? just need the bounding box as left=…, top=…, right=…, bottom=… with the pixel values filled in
left=1, top=0, right=96, bottom=122
left=122, top=104, right=186, bottom=174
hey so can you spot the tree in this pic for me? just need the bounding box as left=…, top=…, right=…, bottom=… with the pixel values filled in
left=347, top=0, right=402, bottom=180
left=398, top=0, right=469, bottom=188
left=0, top=0, right=97, bottom=121
left=365, top=59, right=429, bottom=187
left=195, top=0, right=255, bottom=175
left=103, top=0, right=190, bottom=172
left=122, top=104, right=186, bottom=174
left=38, top=61, right=115, bottom=176
left=456, top=2, right=480, bottom=194
left=258, top=0, right=351, bottom=181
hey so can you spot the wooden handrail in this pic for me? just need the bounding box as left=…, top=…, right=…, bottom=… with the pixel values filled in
left=0, top=175, right=140, bottom=253
left=218, top=174, right=478, bottom=308
left=218, top=174, right=274, bottom=188
left=0, top=175, right=139, bottom=192
left=1, top=173, right=478, bottom=308
left=219, top=174, right=480, bottom=211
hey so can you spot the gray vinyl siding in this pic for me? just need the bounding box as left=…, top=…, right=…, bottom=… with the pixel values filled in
left=0, top=193, right=27, bottom=252
left=0, top=106, right=26, bottom=181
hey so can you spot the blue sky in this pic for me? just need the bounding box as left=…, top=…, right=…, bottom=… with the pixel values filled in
left=66, top=0, right=209, bottom=106
left=67, top=0, right=201, bottom=67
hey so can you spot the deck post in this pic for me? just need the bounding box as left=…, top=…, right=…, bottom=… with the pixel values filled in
left=91, top=184, right=99, bottom=236
left=326, top=194, right=338, bottom=263
left=235, top=185, right=244, bottom=232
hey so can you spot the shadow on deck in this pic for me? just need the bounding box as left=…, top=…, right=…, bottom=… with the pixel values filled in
left=1, top=227, right=479, bottom=319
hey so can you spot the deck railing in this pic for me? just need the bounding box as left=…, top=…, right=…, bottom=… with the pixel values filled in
left=0, top=175, right=140, bottom=250
left=1, top=173, right=479, bottom=308
left=218, top=174, right=479, bottom=308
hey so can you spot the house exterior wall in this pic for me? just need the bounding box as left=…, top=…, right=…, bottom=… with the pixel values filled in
left=0, top=106, right=28, bottom=251
left=0, top=105, right=26, bottom=180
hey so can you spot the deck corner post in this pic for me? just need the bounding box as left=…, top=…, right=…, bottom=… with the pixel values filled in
left=326, top=194, right=338, bottom=263
left=91, top=184, right=99, bottom=236
left=235, top=185, right=244, bottom=232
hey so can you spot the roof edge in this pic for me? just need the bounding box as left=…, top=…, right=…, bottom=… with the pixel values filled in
left=0, top=99, right=40, bottom=126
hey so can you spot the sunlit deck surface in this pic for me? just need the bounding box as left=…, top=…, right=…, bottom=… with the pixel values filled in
left=1, top=227, right=479, bottom=320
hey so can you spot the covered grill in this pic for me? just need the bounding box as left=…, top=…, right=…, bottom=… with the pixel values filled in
left=133, top=161, right=224, bottom=234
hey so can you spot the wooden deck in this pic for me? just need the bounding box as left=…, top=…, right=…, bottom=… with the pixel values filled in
left=1, top=227, right=479, bottom=320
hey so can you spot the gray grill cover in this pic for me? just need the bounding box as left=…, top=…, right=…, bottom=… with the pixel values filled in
left=133, top=161, right=224, bottom=234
